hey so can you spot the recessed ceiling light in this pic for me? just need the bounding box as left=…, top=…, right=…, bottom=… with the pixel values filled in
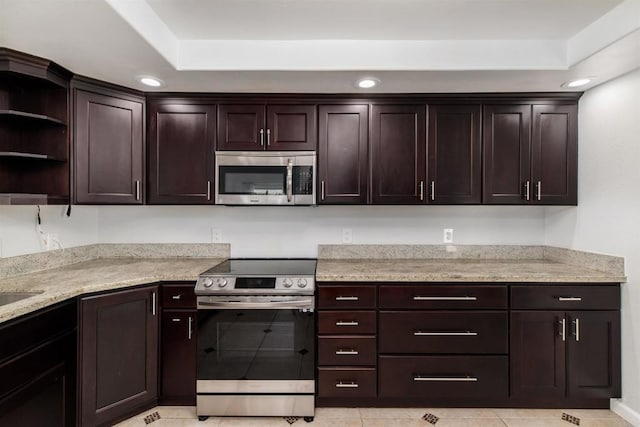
left=356, top=78, right=379, bottom=89
left=139, top=76, right=163, bottom=87
left=561, top=78, right=592, bottom=88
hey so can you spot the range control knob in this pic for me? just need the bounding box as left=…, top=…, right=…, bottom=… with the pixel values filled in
left=218, top=279, right=228, bottom=288
left=203, top=278, right=214, bottom=288
left=297, top=278, right=308, bottom=288
left=282, top=278, right=293, bottom=288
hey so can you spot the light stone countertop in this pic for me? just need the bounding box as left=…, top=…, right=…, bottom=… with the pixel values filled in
left=315, top=258, right=627, bottom=283
left=0, top=258, right=224, bottom=323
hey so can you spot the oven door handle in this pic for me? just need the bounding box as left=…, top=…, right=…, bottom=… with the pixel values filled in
left=197, top=299, right=314, bottom=310
left=286, top=158, right=293, bottom=202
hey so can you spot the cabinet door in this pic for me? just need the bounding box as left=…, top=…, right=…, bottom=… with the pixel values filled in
left=510, top=311, right=566, bottom=400
left=371, top=105, right=426, bottom=204
left=531, top=104, right=577, bottom=205
left=80, top=286, right=158, bottom=426
left=160, top=310, right=196, bottom=405
left=428, top=104, right=481, bottom=204
left=567, top=311, right=621, bottom=399
left=148, top=103, right=216, bottom=204
left=75, top=89, right=144, bottom=204
left=217, top=104, right=265, bottom=151
left=267, top=104, right=317, bottom=151
left=318, top=105, right=368, bottom=204
left=483, top=104, right=531, bottom=204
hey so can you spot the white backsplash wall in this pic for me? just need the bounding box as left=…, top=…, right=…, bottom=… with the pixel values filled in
left=97, top=205, right=547, bottom=258
left=545, top=69, right=640, bottom=422
left=0, top=205, right=99, bottom=257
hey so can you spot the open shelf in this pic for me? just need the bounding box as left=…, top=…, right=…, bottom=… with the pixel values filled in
left=0, top=193, right=69, bottom=205
left=0, top=110, right=65, bottom=126
left=0, top=151, right=65, bottom=161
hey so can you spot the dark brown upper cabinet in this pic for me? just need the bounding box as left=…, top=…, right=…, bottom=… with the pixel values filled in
left=218, top=103, right=316, bottom=151
left=147, top=101, right=216, bottom=204
left=79, top=285, right=159, bottom=427
left=531, top=104, right=577, bottom=205
left=0, top=48, right=72, bottom=205
left=318, top=105, right=368, bottom=204
left=73, top=78, right=145, bottom=204
left=428, top=104, right=481, bottom=204
left=371, top=104, right=426, bottom=204
left=484, top=103, right=577, bottom=205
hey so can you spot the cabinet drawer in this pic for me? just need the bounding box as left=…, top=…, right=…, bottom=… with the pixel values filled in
left=318, top=367, right=376, bottom=398
left=379, top=311, right=507, bottom=354
left=318, top=285, right=376, bottom=309
left=318, top=336, right=376, bottom=366
left=379, top=285, right=507, bottom=309
left=318, top=311, right=376, bottom=334
left=379, top=355, right=508, bottom=399
left=162, top=283, right=196, bottom=309
left=511, top=285, right=619, bottom=310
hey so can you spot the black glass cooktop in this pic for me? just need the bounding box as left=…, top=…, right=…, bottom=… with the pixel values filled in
left=200, top=258, right=317, bottom=277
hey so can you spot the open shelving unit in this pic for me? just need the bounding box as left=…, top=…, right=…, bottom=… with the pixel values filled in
left=0, top=47, right=72, bottom=204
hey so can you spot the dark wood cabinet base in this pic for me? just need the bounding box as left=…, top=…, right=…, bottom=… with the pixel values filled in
left=317, top=397, right=612, bottom=409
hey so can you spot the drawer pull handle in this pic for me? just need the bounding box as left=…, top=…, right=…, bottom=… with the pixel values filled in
left=335, top=296, right=359, bottom=301
left=335, top=349, right=359, bottom=355
left=414, top=376, right=478, bottom=382
left=414, top=331, right=478, bottom=336
left=558, top=297, right=582, bottom=302
left=172, top=294, right=182, bottom=300
left=413, top=296, right=477, bottom=301
left=172, top=318, right=181, bottom=322
left=336, top=321, right=359, bottom=326
left=335, top=382, right=359, bottom=388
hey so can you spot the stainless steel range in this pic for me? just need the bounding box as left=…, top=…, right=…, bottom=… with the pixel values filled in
left=194, top=259, right=316, bottom=422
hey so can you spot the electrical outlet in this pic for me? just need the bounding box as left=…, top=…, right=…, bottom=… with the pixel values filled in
left=443, top=228, right=454, bottom=244
left=342, top=228, right=353, bottom=244
left=210, top=228, right=222, bottom=243
left=45, top=233, right=60, bottom=250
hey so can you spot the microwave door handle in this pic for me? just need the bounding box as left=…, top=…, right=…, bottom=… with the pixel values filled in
left=286, top=159, right=293, bottom=202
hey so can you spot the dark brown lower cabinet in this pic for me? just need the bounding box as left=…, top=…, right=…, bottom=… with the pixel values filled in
left=0, top=301, right=76, bottom=427
left=160, top=310, right=196, bottom=405
left=79, top=286, right=159, bottom=427
left=511, top=310, right=620, bottom=404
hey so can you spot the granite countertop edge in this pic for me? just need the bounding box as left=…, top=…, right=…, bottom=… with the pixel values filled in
left=0, top=257, right=226, bottom=324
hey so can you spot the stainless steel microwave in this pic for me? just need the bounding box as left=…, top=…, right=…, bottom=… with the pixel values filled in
left=215, top=151, right=316, bottom=205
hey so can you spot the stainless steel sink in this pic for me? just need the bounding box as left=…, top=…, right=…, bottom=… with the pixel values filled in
left=0, top=292, right=43, bottom=306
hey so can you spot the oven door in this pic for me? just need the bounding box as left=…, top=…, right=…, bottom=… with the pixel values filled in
left=215, top=151, right=315, bottom=205
left=197, top=300, right=315, bottom=394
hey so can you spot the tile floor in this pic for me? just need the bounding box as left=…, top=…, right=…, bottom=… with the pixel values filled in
left=114, top=406, right=633, bottom=427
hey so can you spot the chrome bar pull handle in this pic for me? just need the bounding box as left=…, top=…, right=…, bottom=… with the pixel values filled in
left=573, top=318, right=580, bottom=342
left=558, top=297, right=582, bottom=302
left=207, top=181, right=211, bottom=201
left=419, top=181, right=424, bottom=201
left=536, top=181, right=542, bottom=201
left=430, top=181, right=435, bottom=201
left=188, top=316, right=193, bottom=340
left=135, top=180, right=140, bottom=201
left=267, top=128, right=271, bottom=146
left=335, top=382, right=359, bottom=388
left=259, top=128, right=264, bottom=146
left=414, top=331, right=478, bottom=336
left=286, top=159, right=293, bottom=202
left=172, top=318, right=181, bottom=322
left=335, top=296, right=359, bottom=301
left=524, top=181, right=530, bottom=201
left=321, top=180, right=325, bottom=201
left=560, top=318, right=566, bottom=341
left=336, top=321, right=359, bottom=326
left=414, top=376, right=477, bottom=382
left=413, top=296, right=477, bottom=301
left=335, top=349, right=359, bottom=355
left=172, top=294, right=182, bottom=300
left=152, top=291, right=157, bottom=316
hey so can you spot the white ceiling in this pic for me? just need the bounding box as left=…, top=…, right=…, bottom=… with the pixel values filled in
left=0, top=0, right=639, bottom=93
